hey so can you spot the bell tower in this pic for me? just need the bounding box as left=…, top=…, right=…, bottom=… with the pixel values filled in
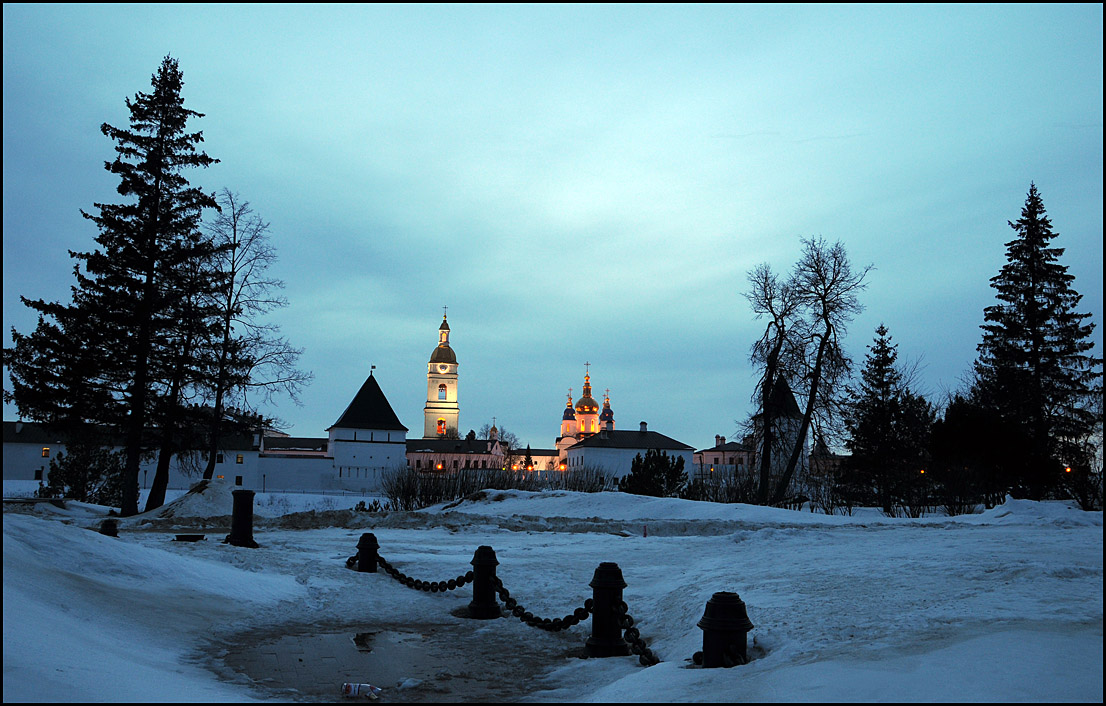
left=423, top=312, right=459, bottom=438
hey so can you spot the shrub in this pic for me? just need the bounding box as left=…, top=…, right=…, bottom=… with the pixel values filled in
left=36, top=443, right=125, bottom=507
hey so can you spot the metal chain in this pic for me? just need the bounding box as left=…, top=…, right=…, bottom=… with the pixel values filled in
left=613, top=600, right=660, bottom=666
left=373, top=554, right=474, bottom=593
left=493, top=577, right=592, bottom=632
left=346, top=551, right=659, bottom=667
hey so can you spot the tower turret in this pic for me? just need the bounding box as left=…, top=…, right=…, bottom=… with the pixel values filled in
left=599, top=389, right=615, bottom=431
left=560, top=389, right=577, bottom=438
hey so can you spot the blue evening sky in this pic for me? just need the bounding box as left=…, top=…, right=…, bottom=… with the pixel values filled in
left=3, top=4, right=1102, bottom=450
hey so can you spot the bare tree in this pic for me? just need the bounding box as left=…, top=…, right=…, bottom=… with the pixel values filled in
left=479, top=422, right=520, bottom=469
left=746, top=262, right=803, bottom=503
left=745, top=237, right=871, bottom=505
left=200, top=189, right=311, bottom=479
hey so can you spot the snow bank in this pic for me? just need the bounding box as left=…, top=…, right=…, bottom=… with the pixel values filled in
left=3, top=513, right=305, bottom=703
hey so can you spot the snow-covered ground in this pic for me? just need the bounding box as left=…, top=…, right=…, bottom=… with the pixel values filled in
left=3, top=481, right=1102, bottom=702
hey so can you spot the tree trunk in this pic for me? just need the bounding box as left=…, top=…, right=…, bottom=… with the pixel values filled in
left=756, top=332, right=785, bottom=504
left=144, top=438, right=174, bottom=512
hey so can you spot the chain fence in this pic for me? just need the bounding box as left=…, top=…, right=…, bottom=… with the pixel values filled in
left=340, top=532, right=754, bottom=671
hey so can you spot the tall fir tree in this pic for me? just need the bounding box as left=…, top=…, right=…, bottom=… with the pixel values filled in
left=974, top=184, right=1101, bottom=498
left=844, top=324, right=934, bottom=515
left=6, top=56, right=219, bottom=516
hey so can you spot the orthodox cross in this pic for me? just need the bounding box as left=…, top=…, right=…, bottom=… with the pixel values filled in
left=442, top=305, right=448, bottom=318
left=584, top=361, right=590, bottom=375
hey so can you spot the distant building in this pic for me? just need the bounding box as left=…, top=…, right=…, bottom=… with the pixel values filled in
left=3, top=368, right=410, bottom=496
left=564, top=421, right=694, bottom=479
left=406, top=427, right=503, bottom=472
left=693, top=434, right=756, bottom=480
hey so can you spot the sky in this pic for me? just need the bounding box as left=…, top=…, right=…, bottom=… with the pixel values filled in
left=3, top=4, right=1103, bottom=451
left=3, top=486, right=1103, bottom=701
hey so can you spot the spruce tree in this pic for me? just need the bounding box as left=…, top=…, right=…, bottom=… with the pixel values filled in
left=618, top=449, right=687, bottom=497
left=844, top=324, right=934, bottom=515
left=6, top=56, right=218, bottom=516
left=974, top=184, right=1101, bottom=498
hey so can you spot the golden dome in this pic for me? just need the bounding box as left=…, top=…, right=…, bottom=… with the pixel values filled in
left=575, top=373, right=599, bottom=413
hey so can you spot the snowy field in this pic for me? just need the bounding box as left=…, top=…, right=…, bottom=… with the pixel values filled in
left=3, top=480, right=1102, bottom=703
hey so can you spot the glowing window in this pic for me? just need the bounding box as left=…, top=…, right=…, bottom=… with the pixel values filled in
left=437, top=419, right=446, bottom=435
left=236, top=454, right=244, bottom=464
left=42, top=447, right=50, bottom=458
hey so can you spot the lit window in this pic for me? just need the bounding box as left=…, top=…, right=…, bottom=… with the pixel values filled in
left=236, top=454, right=244, bottom=464
left=42, top=447, right=50, bottom=458
left=437, top=419, right=446, bottom=435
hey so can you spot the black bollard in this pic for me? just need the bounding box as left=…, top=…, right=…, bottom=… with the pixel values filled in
left=697, top=591, right=754, bottom=667
left=585, top=562, right=631, bottom=657
left=99, top=518, right=119, bottom=537
left=467, top=545, right=501, bottom=619
left=224, top=489, right=259, bottom=548
left=356, top=533, right=379, bottom=573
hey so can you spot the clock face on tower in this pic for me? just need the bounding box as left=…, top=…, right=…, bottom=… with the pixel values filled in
left=438, top=364, right=448, bottom=372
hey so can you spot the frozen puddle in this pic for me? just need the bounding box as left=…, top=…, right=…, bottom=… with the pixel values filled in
left=215, top=620, right=586, bottom=702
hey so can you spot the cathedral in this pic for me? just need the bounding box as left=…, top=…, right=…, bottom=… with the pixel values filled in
left=555, top=367, right=616, bottom=457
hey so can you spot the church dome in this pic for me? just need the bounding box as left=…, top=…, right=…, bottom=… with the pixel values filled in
left=599, top=401, right=614, bottom=423
left=430, top=345, right=457, bottom=364
left=562, top=405, right=576, bottom=421
left=575, top=371, right=599, bottom=413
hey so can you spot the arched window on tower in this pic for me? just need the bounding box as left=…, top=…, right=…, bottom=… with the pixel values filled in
left=437, top=418, right=446, bottom=435
left=438, top=383, right=447, bottom=401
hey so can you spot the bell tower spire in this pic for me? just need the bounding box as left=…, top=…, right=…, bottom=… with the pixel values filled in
left=424, top=311, right=459, bottom=438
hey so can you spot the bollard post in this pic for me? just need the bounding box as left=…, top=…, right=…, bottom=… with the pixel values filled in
left=585, top=562, right=631, bottom=657
left=99, top=518, right=119, bottom=537
left=467, top=545, right=501, bottom=619
left=356, top=533, right=379, bottom=572
left=224, top=489, right=259, bottom=548
left=697, top=591, right=754, bottom=667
